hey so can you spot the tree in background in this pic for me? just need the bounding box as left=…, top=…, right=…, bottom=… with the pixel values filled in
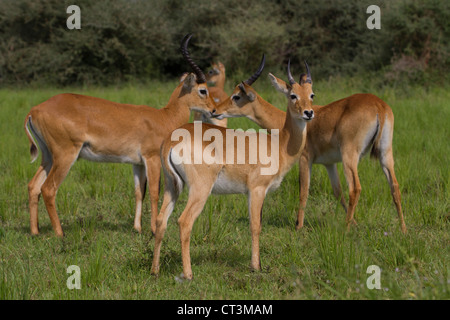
left=0, top=0, right=448, bottom=86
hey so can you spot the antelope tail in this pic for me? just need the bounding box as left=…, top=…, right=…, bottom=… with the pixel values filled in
left=24, top=114, right=39, bottom=163
left=370, top=113, right=386, bottom=159
left=161, top=147, right=184, bottom=196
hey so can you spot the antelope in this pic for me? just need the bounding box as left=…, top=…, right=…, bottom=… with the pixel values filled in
left=192, top=61, right=228, bottom=127
left=213, top=72, right=407, bottom=233
left=151, top=57, right=315, bottom=279
left=206, top=61, right=228, bottom=104
left=23, top=34, right=216, bottom=237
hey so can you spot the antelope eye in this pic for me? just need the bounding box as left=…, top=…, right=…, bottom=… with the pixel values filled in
left=310, top=93, right=315, bottom=99
left=232, top=95, right=241, bottom=101
left=290, top=94, right=297, bottom=100
left=199, top=89, right=208, bottom=95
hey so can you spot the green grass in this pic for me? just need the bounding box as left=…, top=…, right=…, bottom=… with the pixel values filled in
left=0, top=77, right=449, bottom=300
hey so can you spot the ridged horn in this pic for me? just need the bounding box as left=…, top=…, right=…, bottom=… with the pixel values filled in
left=244, top=54, right=266, bottom=86
left=180, top=34, right=206, bottom=84
left=304, top=60, right=312, bottom=84
left=287, top=59, right=296, bottom=85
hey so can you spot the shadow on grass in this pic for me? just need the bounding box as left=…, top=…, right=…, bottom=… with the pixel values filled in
left=13, top=217, right=139, bottom=237
left=127, top=242, right=249, bottom=277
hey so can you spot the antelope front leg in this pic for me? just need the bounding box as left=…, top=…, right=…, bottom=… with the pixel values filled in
left=297, top=156, right=311, bottom=230
left=177, top=189, right=210, bottom=280
left=133, top=164, right=147, bottom=233
left=151, top=188, right=178, bottom=276
left=145, top=156, right=162, bottom=235
left=248, top=188, right=265, bottom=271
left=325, top=163, right=348, bottom=212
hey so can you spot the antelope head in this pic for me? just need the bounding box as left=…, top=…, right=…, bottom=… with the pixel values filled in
left=268, top=60, right=315, bottom=122
left=212, top=54, right=266, bottom=120
left=178, top=34, right=217, bottom=116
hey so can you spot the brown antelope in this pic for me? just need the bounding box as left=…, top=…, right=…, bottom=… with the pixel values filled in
left=192, top=61, right=228, bottom=127
left=206, top=61, right=228, bottom=103
left=151, top=57, right=315, bottom=279
left=23, top=34, right=216, bottom=237
left=213, top=74, right=407, bottom=233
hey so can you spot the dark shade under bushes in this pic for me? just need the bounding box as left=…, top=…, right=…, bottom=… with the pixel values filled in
left=0, top=0, right=448, bottom=86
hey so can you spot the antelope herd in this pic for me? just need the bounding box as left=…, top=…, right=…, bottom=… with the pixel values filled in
left=24, top=34, right=406, bottom=279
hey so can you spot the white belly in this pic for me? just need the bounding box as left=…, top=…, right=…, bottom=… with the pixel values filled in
left=211, top=171, right=247, bottom=195
left=267, top=175, right=283, bottom=193
left=78, top=144, right=141, bottom=164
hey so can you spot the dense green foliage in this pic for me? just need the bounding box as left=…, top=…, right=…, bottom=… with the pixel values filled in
left=1, top=0, right=449, bottom=85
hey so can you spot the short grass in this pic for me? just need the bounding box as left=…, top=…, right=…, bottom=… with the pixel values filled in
left=0, top=77, right=448, bottom=299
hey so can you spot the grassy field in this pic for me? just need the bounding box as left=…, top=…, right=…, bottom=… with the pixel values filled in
left=0, top=77, right=448, bottom=300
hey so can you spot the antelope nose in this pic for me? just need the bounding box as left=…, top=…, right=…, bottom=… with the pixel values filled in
left=304, top=110, right=314, bottom=119
left=210, top=109, right=219, bottom=118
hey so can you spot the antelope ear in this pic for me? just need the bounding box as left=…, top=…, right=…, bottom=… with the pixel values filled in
left=268, top=73, right=289, bottom=95
left=179, top=72, right=188, bottom=83
left=238, top=83, right=256, bottom=102
left=182, top=73, right=197, bottom=89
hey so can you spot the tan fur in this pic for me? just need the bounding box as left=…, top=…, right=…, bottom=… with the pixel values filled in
left=24, top=74, right=216, bottom=237
left=215, top=91, right=407, bottom=233
left=151, top=74, right=314, bottom=279
left=206, top=62, right=226, bottom=89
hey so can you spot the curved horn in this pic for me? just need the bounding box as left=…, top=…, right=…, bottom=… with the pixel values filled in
left=244, top=54, right=266, bottom=86
left=180, top=34, right=206, bottom=83
left=287, top=59, right=296, bottom=85
left=304, top=60, right=312, bottom=84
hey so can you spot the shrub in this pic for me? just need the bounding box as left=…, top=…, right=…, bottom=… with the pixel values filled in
left=0, top=0, right=448, bottom=86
